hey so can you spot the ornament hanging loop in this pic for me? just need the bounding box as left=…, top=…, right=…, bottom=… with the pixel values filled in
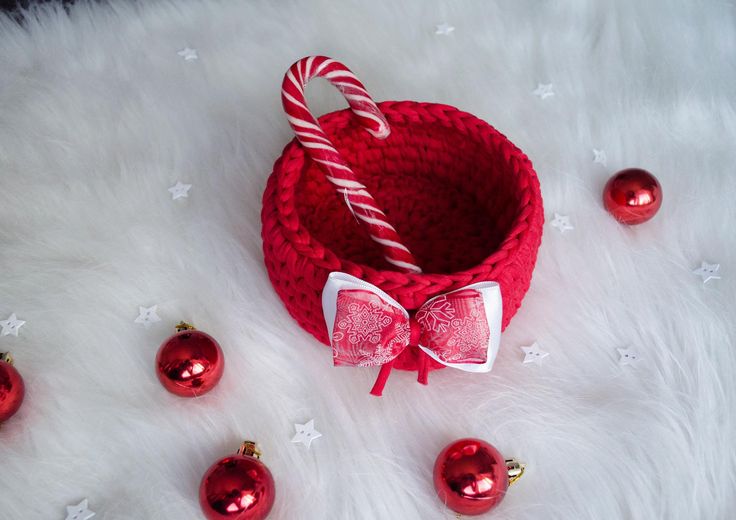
left=0, top=352, right=13, bottom=365
left=237, top=441, right=262, bottom=459
left=175, top=321, right=196, bottom=332
left=505, top=458, right=525, bottom=486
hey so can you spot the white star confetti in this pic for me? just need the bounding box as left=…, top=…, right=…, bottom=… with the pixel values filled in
left=521, top=342, right=549, bottom=364
left=550, top=213, right=574, bottom=233
left=0, top=313, right=25, bottom=337
left=435, top=23, right=455, bottom=35
left=177, top=47, right=198, bottom=61
left=593, top=148, right=607, bottom=166
left=533, top=83, right=554, bottom=99
left=617, top=347, right=640, bottom=366
left=291, top=419, right=322, bottom=449
left=134, top=305, right=161, bottom=328
left=692, top=262, right=721, bottom=284
left=65, top=499, right=95, bottom=520
left=168, top=181, right=192, bottom=200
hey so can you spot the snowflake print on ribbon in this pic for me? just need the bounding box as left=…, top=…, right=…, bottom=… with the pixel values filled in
left=359, top=321, right=410, bottom=366
left=415, top=296, right=455, bottom=333
left=417, top=289, right=490, bottom=365
left=358, top=342, right=395, bottom=367
left=387, top=324, right=411, bottom=353
left=331, top=290, right=408, bottom=367
left=442, top=313, right=490, bottom=363
left=337, top=301, right=392, bottom=345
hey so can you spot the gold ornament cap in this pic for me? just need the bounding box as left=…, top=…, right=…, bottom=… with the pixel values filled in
left=0, top=352, right=13, bottom=365
left=505, top=458, right=526, bottom=485
left=175, top=321, right=196, bottom=332
left=237, top=441, right=262, bottom=459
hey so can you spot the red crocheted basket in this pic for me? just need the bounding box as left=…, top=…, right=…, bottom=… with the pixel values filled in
left=262, top=57, right=544, bottom=380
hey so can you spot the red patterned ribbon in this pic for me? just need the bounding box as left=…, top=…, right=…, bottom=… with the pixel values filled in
left=322, top=273, right=502, bottom=395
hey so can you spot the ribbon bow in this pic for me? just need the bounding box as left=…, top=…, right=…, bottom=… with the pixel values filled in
left=322, top=272, right=502, bottom=395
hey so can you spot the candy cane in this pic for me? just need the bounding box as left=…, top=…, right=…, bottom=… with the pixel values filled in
left=281, top=56, right=422, bottom=274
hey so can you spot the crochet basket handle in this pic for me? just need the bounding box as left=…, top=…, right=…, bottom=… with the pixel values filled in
left=281, top=56, right=422, bottom=274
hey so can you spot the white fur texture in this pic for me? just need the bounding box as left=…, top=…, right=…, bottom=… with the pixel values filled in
left=1, top=1, right=734, bottom=518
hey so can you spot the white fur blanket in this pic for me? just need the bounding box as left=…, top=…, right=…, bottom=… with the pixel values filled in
left=0, top=1, right=734, bottom=518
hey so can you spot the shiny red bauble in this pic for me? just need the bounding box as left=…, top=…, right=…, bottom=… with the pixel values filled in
left=0, top=353, right=25, bottom=423
left=199, top=443, right=275, bottom=520
left=603, top=168, right=662, bottom=225
left=433, top=438, right=509, bottom=516
left=156, top=325, right=224, bottom=397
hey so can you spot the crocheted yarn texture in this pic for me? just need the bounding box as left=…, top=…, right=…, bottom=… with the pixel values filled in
left=262, top=101, right=544, bottom=372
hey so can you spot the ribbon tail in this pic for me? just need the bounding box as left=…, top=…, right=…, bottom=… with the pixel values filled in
left=417, top=351, right=429, bottom=385
left=370, top=361, right=395, bottom=396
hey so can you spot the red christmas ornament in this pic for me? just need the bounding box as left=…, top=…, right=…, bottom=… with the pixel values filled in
left=200, top=441, right=276, bottom=520
left=156, top=322, right=224, bottom=397
left=0, top=352, right=25, bottom=423
left=433, top=438, right=524, bottom=516
left=603, top=168, right=662, bottom=225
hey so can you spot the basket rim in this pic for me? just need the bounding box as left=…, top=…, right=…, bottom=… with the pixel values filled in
left=268, top=100, right=544, bottom=288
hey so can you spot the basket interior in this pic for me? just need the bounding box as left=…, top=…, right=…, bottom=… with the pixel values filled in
left=295, top=113, right=525, bottom=274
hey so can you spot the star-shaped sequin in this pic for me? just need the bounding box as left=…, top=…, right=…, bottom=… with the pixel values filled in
left=291, top=419, right=322, bottom=448
left=65, top=499, right=95, bottom=520
left=617, top=347, right=640, bottom=366
left=134, top=305, right=161, bottom=328
left=550, top=213, right=574, bottom=233
left=533, top=83, right=554, bottom=99
left=521, top=342, right=549, bottom=364
left=435, top=23, right=455, bottom=35
left=0, top=313, right=25, bottom=337
left=177, top=47, right=198, bottom=61
left=692, top=262, right=721, bottom=284
left=168, top=181, right=192, bottom=200
left=593, top=148, right=607, bottom=165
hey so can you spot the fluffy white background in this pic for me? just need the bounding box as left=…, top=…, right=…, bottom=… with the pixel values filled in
left=1, top=0, right=734, bottom=518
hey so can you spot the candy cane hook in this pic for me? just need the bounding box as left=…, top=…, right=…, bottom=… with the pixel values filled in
left=281, top=56, right=422, bottom=274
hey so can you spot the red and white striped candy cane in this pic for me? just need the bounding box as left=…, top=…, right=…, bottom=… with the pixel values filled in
left=281, top=56, right=422, bottom=274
